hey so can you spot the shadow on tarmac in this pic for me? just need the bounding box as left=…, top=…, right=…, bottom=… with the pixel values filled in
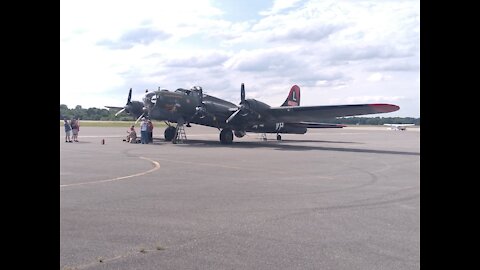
left=151, top=138, right=420, bottom=156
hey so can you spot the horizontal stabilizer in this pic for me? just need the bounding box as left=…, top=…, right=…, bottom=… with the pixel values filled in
left=383, top=124, right=415, bottom=127
left=105, top=106, right=124, bottom=110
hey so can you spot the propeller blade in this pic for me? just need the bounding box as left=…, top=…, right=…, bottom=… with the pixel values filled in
left=134, top=113, right=145, bottom=125
left=241, top=83, right=245, bottom=104
left=226, top=109, right=241, bottom=123
left=199, top=87, right=203, bottom=104
left=115, top=108, right=126, bottom=116
left=127, top=88, right=132, bottom=104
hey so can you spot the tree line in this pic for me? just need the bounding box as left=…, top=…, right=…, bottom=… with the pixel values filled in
left=60, top=104, right=420, bottom=125
left=60, top=105, right=131, bottom=121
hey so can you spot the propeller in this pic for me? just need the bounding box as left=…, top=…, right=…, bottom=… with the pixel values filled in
left=127, top=88, right=132, bottom=104
left=225, top=107, right=241, bottom=123
left=110, top=88, right=145, bottom=121
left=135, top=113, right=145, bottom=125
left=112, top=88, right=133, bottom=116
left=226, top=83, right=249, bottom=124
left=240, top=83, right=245, bottom=104
left=198, top=86, right=203, bottom=104
left=115, top=108, right=126, bottom=116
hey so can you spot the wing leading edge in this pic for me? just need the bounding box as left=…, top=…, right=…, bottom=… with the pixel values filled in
left=269, top=103, right=399, bottom=123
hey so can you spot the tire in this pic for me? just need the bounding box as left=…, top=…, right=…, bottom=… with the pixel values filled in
left=164, top=126, right=176, bottom=141
left=220, top=129, right=233, bottom=144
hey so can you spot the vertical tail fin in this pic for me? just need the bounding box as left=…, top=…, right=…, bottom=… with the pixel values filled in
left=281, top=85, right=300, bottom=106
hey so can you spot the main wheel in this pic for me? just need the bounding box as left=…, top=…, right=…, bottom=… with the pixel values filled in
left=164, top=126, right=176, bottom=141
left=220, top=129, right=234, bottom=144
left=276, top=134, right=282, bottom=141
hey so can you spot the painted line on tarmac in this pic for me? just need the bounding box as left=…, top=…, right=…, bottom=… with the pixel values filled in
left=60, top=156, right=160, bottom=188
left=154, top=158, right=333, bottom=179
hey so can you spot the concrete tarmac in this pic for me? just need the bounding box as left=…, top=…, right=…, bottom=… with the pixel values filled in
left=60, top=125, right=420, bottom=270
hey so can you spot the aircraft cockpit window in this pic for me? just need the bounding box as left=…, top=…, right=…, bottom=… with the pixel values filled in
left=191, top=86, right=202, bottom=92
left=151, top=94, right=157, bottom=104
left=144, top=92, right=157, bottom=106
left=175, top=88, right=191, bottom=95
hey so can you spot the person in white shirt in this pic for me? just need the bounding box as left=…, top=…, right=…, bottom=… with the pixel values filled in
left=140, top=118, right=148, bottom=144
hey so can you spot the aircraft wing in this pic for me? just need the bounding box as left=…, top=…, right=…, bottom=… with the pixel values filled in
left=269, top=104, right=399, bottom=123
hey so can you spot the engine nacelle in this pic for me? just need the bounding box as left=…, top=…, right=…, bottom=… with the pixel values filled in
left=243, top=99, right=271, bottom=113
left=234, top=130, right=246, bottom=138
left=128, top=101, right=145, bottom=118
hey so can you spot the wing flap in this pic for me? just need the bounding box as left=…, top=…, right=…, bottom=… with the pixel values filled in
left=292, top=122, right=346, bottom=128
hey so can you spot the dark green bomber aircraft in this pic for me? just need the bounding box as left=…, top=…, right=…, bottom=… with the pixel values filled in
left=106, top=83, right=399, bottom=144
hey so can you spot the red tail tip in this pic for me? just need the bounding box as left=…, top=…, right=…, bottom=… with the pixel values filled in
left=369, top=104, right=400, bottom=113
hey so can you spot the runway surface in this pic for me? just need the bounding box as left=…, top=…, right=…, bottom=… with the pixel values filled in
left=60, top=125, right=420, bottom=270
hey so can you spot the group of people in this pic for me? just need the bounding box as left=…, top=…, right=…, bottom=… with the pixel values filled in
left=125, top=118, right=154, bottom=144
left=63, top=117, right=154, bottom=144
left=64, top=118, right=80, bottom=143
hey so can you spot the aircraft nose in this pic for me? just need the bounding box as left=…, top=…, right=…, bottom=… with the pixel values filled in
left=143, top=92, right=157, bottom=105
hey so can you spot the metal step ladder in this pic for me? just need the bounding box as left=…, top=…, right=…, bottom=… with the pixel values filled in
left=173, top=124, right=187, bottom=144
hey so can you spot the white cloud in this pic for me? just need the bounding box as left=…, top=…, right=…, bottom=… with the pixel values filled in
left=345, top=96, right=406, bottom=104
left=260, top=0, right=304, bottom=15
left=61, top=0, right=419, bottom=117
left=367, top=73, right=392, bottom=82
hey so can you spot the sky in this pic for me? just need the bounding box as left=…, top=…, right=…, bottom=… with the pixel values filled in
left=60, top=0, right=419, bottom=117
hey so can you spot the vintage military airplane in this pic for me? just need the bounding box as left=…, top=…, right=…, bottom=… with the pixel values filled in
left=106, top=84, right=399, bottom=144
left=384, top=123, right=415, bottom=131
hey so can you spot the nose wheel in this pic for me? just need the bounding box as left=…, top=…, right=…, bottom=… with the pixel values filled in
left=276, top=134, right=282, bottom=141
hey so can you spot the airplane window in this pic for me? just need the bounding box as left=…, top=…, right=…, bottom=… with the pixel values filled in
left=144, top=92, right=157, bottom=106
left=175, top=88, right=191, bottom=95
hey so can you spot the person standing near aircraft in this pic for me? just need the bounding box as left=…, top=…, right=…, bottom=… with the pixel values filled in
left=71, top=118, right=80, bottom=142
left=64, top=119, right=72, bottom=143
left=140, top=118, right=148, bottom=144
left=147, top=120, right=154, bottom=143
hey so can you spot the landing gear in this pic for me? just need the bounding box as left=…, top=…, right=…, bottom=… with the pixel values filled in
left=164, top=126, right=176, bottom=141
left=220, top=128, right=234, bottom=144
left=276, top=134, right=282, bottom=141
left=172, top=122, right=187, bottom=144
